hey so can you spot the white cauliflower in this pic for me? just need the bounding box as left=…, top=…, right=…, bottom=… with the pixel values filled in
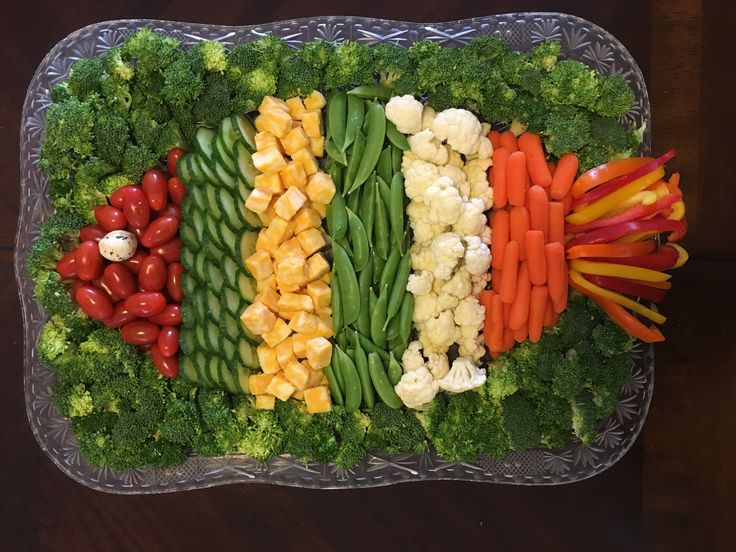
left=401, top=341, right=425, bottom=373
left=431, top=108, right=483, bottom=155
left=410, top=245, right=436, bottom=273
left=407, top=202, right=443, bottom=245
left=421, top=310, right=460, bottom=353
left=436, top=291, right=459, bottom=311
left=423, top=177, right=463, bottom=226
left=471, top=272, right=491, bottom=296
left=477, top=136, right=493, bottom=160
left=421, top=105, right=436, bottom=130
left=481, top=122, right=492, bottom=136
left=458, top=334, right=486, bottom=361
left=439, top=165, right=469, bottom=199
left=385, top=95, right=423, bottom=134
left=454, top=296, right=485, bottom=328
left=453, top=198, right=486, bottom=237
left=480, top=225, right=492, bottom=245
left=395, top=367, right=439, bottom=409
left=463, top=157, right=493, bottom=209
left=408, top=129, right=449, bottom=165
left=413, top=292, right=441, bottom=322
left=437, top=357, right=487, bottom=393
left=440, top=267, right=472, bottom=299
left=402, top=156, right=439, bottom=202
left=428, top=233, right=465, bottom=280
left=426, top=352, right=450, bottom=379
left=447, top=150, right=464, bottom=168
left=463, top=236, right=491, bottom=275
left=406, top=270, right=434, bottom=296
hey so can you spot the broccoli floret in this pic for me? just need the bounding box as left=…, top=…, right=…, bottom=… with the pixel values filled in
left=277, top=54, right=324, bottom=99
left=550, top=348, right=588, bottom=400
left=121, top=143, right=158, bottom=181
left=535, top=392, right=573, bottom=449
left=27, top=211, right=84, bottom=280
left=589, top=116, right=630, bottom=153
left=50, top=82, right=72, bottom=103
left=193, top=72, right=235, bottom=127
left=77, top=328, right=142, bottom=381
left=539, top=59, right=601, bottom=110
left=529, top=40, right=561, bottom=72
left=67, top=57, right=105, bottom=100
left=463, top=36, right=509, bottom=63
left=159, top=398, right=201, bottom=446
left=234, top=400, right=284, bottom=461
left=54, top=382, right=94, bottom=418
left=371, top=44, right=411, bottom=89
left=476, top=71, right=517, bottom=124
left=162, top=56, right=205, bottom=108
left=501, top=393, right=541, bottom=451
left=299, top=39, right=333, bottom=70
left=130, top=108, right=162, bottom=152
left=543, top=107, right=592, bottom=157
left=325, top=41, right=375, bottom=89
left=155, top=120, right=185, bottom=157
left=485, top=358, right=521, bottom=402
left=37, top=317, right=74, bottom=366
left=512, top=91, right=548, bottom=133
left=227, top=37, right=287, bottom=110
left=98, top=173, right=133, bottom=197
left=188, top=40, right=228, bottom=73
left=592, top=321, right=635, bottom=357
left=408, top=40, right=443, bottom=65
left=364, top=402, right=427, bottom=454
left=570, top=389, right=598, bottom=445
left=594, top=74, right=634, bottom=118
left=122, top=28, right=181, bottom=77
left=33, top=271, right=76, bottom=318
left=198, top=389, right=234, bottom=429
left=552, top=295, right=602, bottom=349
left=144, top=439, right=186, bottom=469
left=102, top=47, right=134, bottom=82
left=93, top=113, right=129, bottom=167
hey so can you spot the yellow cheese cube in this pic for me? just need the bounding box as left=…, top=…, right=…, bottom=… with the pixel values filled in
left=320, top=272, right=331, bottom=284
left=266, top=374, right=296, bottom=401
left=245, top=250, right=273, bottom=280
left=291, top=332, right=316, bottom=358
left=277, top=282, right=300, bottom=295
left=285, top=97, right=307, bottom=120
left=275, top=337, right=296, bottom=370
left=248, top=373, right=275, bottom=395
left=292, top=389, right=305, bottom=400
left=280, top=127, right=310, bottom=156
left=301, top=110, right=323, bottom=139
left=306, top=368, right=324, bottom=389
left=256, top=343, right=281, bottom=374
left=306, top=172, right=336, bottom=204
left=306, top=280, right=331, bottom=309
left=255, top=109, right=292, bottom=139
left=256, top=287, right=280, bottom=314
left=306, top=337, right=332, bottom=369
left=275, top=256, right=308, bottom=287
left=320, top=374, right=328, bottom=386
left=292, top=208, right=322, bottom=234
left=244, top=187, right=273, bottom=214
left=278, top=310, right=296, bottom=321
left=296, top=227, right=327, bottom=256
left=316, top=307, right=333, bottom=320
left=291, top=147, right=319, bottom=176
left=315, top=319, right=334, bottom=339
left=306, top=253, right=330, bottom=282
left=284, top=360, right=310, bottom=390
left=257, top=201, right=278, bottom=226
left=255, top=394, right=276, bottom=410
left=273, top=238, right=307, bottom=263
left=288, top=311, right=320, bottom=334
left=278, top=293, right=315, bottom=313
left=252, top=146, right=288, bottom=173
left=259, top=95, right=290, bottom=113
left=254, top=131, right=282, bottom=152
left=309, top=136, right=325, bottom=158
left=257, top=274, right=277, bottom=292
left=240, top=302, right=277, bottom=336
left=303, top=90, right=327, bottom=110
left=304, top=386, right=331, bottom=413
left=274, top=187, right=307, bottom=221
left=279, top=161, right=308, bottom=190
left=312, top=202, right=327, bottom=218
left=254, top=172, right=284, bottom=195
left=264, top=216, right=294, bottom=246
left=262, top=317, right=292, bottom=347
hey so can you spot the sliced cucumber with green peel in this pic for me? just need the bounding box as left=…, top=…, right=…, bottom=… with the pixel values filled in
left=221, top=257, right=239, bottom=290
left=238, top=340, right=259, bottom=370
left=237, top=272, right=257, bottom=303
left=234, top=141, right=258, bottom=187
left=232, top=114, right=257, bottom=151
left=239, top=231, right=258, bottom=267
left=195, top=127, right=216, bottom=159
left=180, top=355, right=199, bottom=384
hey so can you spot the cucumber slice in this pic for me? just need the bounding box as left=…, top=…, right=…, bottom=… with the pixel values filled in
left=205, top=185, right=223, bottom=220
left=206, top=289, right=222, bottom=324
left=220, top=116, right=240, bottom=150
left=239, top=231, right=258, bottom=268
left=180, top=222, right=199, bottom=252
left=190, top=209, right=206, bottom=242
left=236, top=365, right=251, bottom=394
left=181, top=273, right=197, bottom=298
left=238, top=272, right=257, bottom=303
left=214, top=135, right=238, bottom=177
left=220, top=309, right=241, bottom=343
left=177, top=154, right=193, bottom=185
left=236, top=179, right=251, bottom=203
left=207, top=355, right=223, bottom=387
left=221, top=257, right=239, bottom=290
left=241, top=320, right=261, bottom=346
left=190, top=185, right=208, bottom=213
left=219, top=224, right=239, bottom=259
left=187, top=154, right=207, bottom=184
left=238, top=340, right=259, bottom=369
left=205, top=261, right=225, bottom=291
left=193, top=290, right=207, bottom=325
left=221, top=362, right=240, bottom=394
left=219, top=334, right=237, bottom=364
left=223, top=287, right=242, bottom=316
left=179, top=244, right=195, bottom=271
left=195, top=324, right=208, bottom=352
left=214, top=162, right=237, bottom=189
left=180, top=355, right=199, bottom=384
left=204, top=216, right=226, bottom=250
left=180, top=301, right=195, bottom=326
left=217, top=188, right=243, bottom=232
left=180, top=327, right=196, bottom=356
left=240, top=189, right=266, bottom=229
left=234, top=141, right=258, bottom=187
left=203, top=237, right=228, bottom=264
left=232, top=114, right=257, bottom=151
left=205, top=319, right=221, bottom=350
left=196, top=155, right=219, bottom=186
left=195, top=127, right=216, bottom=159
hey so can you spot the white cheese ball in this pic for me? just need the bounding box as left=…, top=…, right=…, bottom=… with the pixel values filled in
left=98, top=230, right=138, bottom=262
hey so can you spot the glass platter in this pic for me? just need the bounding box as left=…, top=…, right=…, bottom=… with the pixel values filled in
left=16, top=14, right=653, bottom=493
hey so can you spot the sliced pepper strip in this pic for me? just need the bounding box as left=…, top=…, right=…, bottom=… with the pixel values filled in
left=570, top=259, right=672, bottom=282
left=614, top=231, right=660, bottom=244
left=670, top=243, right=689, bottom=268
left=586, top=274, right=669, bottom=303
left=566, top=241, right=656, bottom=259
left=566, top=217, right=688, bottom=248
left=566, top=192, right=681, bottom=234
left=569, top=269, right=667, bottom=324
left=666, top=172, right=681, bottom=194
left=594, top=295, right=665, bottom=343
left=581, top=245, right=679, bottom=271
left=668, top=200, right=686, bottom=221
left=571, top=157, right=654, bottom=199
left=626, top=278, right=672, bottom=290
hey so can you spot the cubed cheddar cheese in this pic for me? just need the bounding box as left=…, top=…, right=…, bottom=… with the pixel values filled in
left=273, top=238, right=307, bottom=262
left=275, top=337, right=296, bottom=370
left=248, top=373, right=275, bottom=395
left=277, top=281, right=301, bottom=295
left=255, top=394, right=276, bottom=410
left=306, top=280, right=331, bottom=309
left=266, top=374, right=296, bottom=401
left=275, top=256, right=308, bottom=287
left=315, top=319, right=334, bottom=339
left=280, top=127, right=310, bottom=156
left=292, top=207, right=322, bottom=234
left=306, top=253, right=330, bottom=282
left=320, top=272, right=331, bottom=284
left=256, top=287, right=280, bottom=313
left=312, top=202, right=327, bottom=218
left=292, top=389, right=305, bottom=401
left=273, top=187, right=307, bottom=221
left=257, top=201, right=278, bottom=226
left=256, top=343, right=281, bottom=374
left=278, top=292, right=315, bottom=313
left=304, top=386, right=331, bottom=413
left=262, top=317, right=292, bottom=347
left=245, top=250, right=273, bottom=280
left=305, top=172, right=336, bottom=204
left=285, top=97, right=307, bottom=120
left=240, top=302, right=277, bottom=336
left=264, top=216, right=294, bottom=246
left=254, top=131, right=281, bottom=152
left=278, top=310, right=297, bottom=321
left=255, top=108, right=292, bottom=138
left=291, top=147, right=319, bottom=176
left=316, top=307, right=333, bottom=321
left=303, top=90, right=327, bottom=110
left=284, top=360, right=310, bottom=390
left=259, top=95, right=290, bottom=113
left=306, top=368, right=324, bottom=389
left=279, top=161, right=308, bottom=190
left=309, top=136, right=325, bottom=158
left=291, top=332, right=317, bottom=358
left=301, top=110, right=323, bottom=138
left=254, top=173, right=284, bottom=195
left=288, top=311, right=320, bottom=334
left=244, top=187, right=273, bottom=214
left=306, top=336, right=332, bottom=369
left=257, top=274, right=277, bottom=292
left=252, top=146, right=288, bottom=173
left=296, top=227, right=326, bottom=256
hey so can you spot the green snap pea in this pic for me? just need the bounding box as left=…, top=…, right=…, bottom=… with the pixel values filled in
left=387, top=352, right=403, bottom=386
left=356, top=257, right=372, bottom=335
left=337, top=237, right=353, bottom=258
left=349, top=331, right=390, bottom=363
left=386, top=119, right=410, bottom=151
left=327, top=191, right=348, bottom=240
left=337, top=346, right=362, bottom=412
left=361, top=172, right=376, bottom=246
left=376, top=175, right=391, bottom=207
left=384, top=254, right=411, bottom=327
left=368, top=352, right=403, bottom=409
left=374, top=182, right=390, bottom=260
left=327, top=92, right=347, bottom=151
left=362, top=106, right=370, bottom=134
left=377, top=146, right=392, bottom=188
left=349, top=102, right=387, bottom=194
left=336, top=331, right=349, bottom=351
left=379, top=247, right=401, bottom=293
left=369, top=287, right=378, bottom=313
left=332, top=242, right=360, bottom=326
left=343, top=94, right=365, bottom=152
left=371, top=282, right=389, bottom=348
left=325, top=138, right=347, bottom=166
left=346, top=186, right=361, bottom=215
left=324, top=363, right=344, bottom=406
left=331, top=350, right=345, bottom=393
left=347, top=84, right=393, bottom=101
left=391, top=145, right=403, bottom=174
left=372, top=254, right=386, bottom=286
left=398, top=291, right=414, bottom=346
left=346, top=208, right=369, bottom=272
left=389, top=172, right=406, bottom=254
left=331, top=268, right=343, bottom=333
left=353, top=337, right=376, bottom=409
left=344, top=130, right=365, bottom=195
left=385, top=312, right=401, bottom=342
left=328, top=162, right=345, bottom=192
left=390, top=342, right=408, bottom=360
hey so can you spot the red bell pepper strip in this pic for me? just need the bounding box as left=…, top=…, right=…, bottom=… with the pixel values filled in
left=571, top=157, right=654, bottom=199
left=565, top=192, right=681, bottom=234
left=566, top=241, right=656, bottom=259
left=582, top=245, right=680, bottom=271
left=565, top=217, right=688, bottom=248
left=586, top=274, right=669, bottom=303
left=667, top=218, right=688, bottom=242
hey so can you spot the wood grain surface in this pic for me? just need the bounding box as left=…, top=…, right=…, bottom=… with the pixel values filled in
left=2, top=0, right=734, bottom=550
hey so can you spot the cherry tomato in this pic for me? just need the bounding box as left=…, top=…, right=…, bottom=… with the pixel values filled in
left=80, top=224, right=107, bottom=242
left=148, top=304, right=182, bottom=325
left=156, top=204, right=182, bottom=221
left=167, top=176, right=187, bottom=207
left=103, top=302, right=138, bottom=328
left=140, top=216, right=178, bottom=248
left=103, top=263, right=137, bottom=299
left=75, top=240, right=104, bottom=281
left=167, top=148, right=185, bottom=178
left=110, top=184, right=136, bottom=208
left=122, top=250, right=147, bottom=274
left=56, top=250, right=78, bottom=279
left=151, top=238, right=182, bottom=264
left=138, top=255, right=167, bottom=292
left=121, top=186, right=150, bottom=229
left=94, top=205, right=127, bottom=232
left=126, top=224, right=145, bottom=241
left=70, top=279, right=86, bottom=297
left=124, top=291, right=166, bottom=317
left=166, top=263, right=184, bottom=302
left=121, top=320, right=161, bottom=346
left=94, top=277, right=121, bottom=302
left=75, top=285, right=114, bottom=320
left=157, top=326, right=179, bottom=357
left=142, top=170, right=168, bottom=211
left=150, top=344, right=179, bottom=379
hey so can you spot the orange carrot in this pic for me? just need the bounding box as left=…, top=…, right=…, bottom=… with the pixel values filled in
left=502, top=327, right=515, bottom=351
left=518, top=132, right=552, bottom=187
left=499, top=241, right=519, bottom=303
left=547, top=160, right=557, bottom=176
left=507, top=151, right=528, bottom=206
left=561, top=192, right=574, bottom=215
left=490, top=211, right=509, bottom=270
left=499, top=130, right=519, bottom=152
left=509, top=206, right=530, bottom=261
left=550, top=153, right=579, bottom=200
left=543, top=295, right=554, bottom=327
left=527, top=185, right=549, bottom=239
left=547, top=201, right=566, bottom=245
left=488, top=130, right=501, bottom=150
left=545, top=242, right=567, bottom=306
left=489, top=293, right=503, bottom=351
left=528, top=285, right=548, bottom=343
left=503, top=300, right=512, bottom=325
left=479, top=289, right=494, bottom=309
left=524, top=230, right=547, bottom=286
left=509, top=261, right=531, bottom=330
left=552, top=310, right=560, bottom=326
left=512, top=323, right=528, bottom=343
left=491, top=267, right=502, bottom=292
left=552, top=275, right=568, bottom=313
left=491, top=147, right=510, bottom=209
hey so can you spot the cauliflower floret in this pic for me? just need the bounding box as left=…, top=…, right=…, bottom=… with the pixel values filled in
left=454, top=296, right=485, bottom=328
left=480, top=225, right=492, bottom=245
left=510, top=119, right=527, bottom=137
left=463, top=236, right=491, bottom=276
left=395, top=367, right=439, bottom=409
left=436, top=291, right=459, bottom=311
left=406, top=270, right=434, bottom=296
left=458, top=334, right=486, bottom=361
left=410, top=245, right=435, bottom=273
left=441, top=267, right=472, bottom=298
left=463, top=157, right=493, bottom=209
left=402, top=158, right=439, bottom=202
left=413, top=292, right=440, bottom=322
left=401, top=341, right=425, bottom=373
left=471, top=272, right=491, bottom=296
left=426, top=352, right=450, bottom=379
left=437, top=357, right=487, bottom=393
left=477, top=136, right=493, bottom=160
left=481, top=122, right=492, bottom=136
left=421, top=105, right=436, bottom=130
left=385, top=94, right=423, bottom=135
left=432, top=108, right=483, bottom=155
left=407, top=202, right=444, bottom=245
left=453, top=198, right=487, bottom=237
left=423, top=177, right=463, bottom=226
left=447, top=150, right=464, bottom=168
left=428, top=233, right=465, bottom=280
left=409, top=129, right=450, bottom=165
left=421, top=310, right=460, bottom=353
left=439, top=165, right=469, bottom=199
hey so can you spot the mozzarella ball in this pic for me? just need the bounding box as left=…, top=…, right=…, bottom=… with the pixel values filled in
left=98, top=230, right=138, bottom=262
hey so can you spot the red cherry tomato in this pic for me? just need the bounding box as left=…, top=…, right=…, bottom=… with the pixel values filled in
left=124, top=291, right=167, bottom=317
left=138, top=255, right=167, bottom=292
left=150, top=344, right=179, bottom=379
left=103, top=302, right=138, bottom=328
left=142, top=170, right=168, bottom=211
left=93, top=277, right=121, bottom=302
left=166, top=263, right=184, bottom=302
left=156, top=204, right=182, bottom=222
left=75, top=240, right=104, bottom=281
left=56, top=250, right=78, bottom=279
left=121, top=186, right=150, bottom=229
left=167, top=148, right=185, bottom=178
left=75, top=285, right=114, bottom=320
left=120, top=320, right=161, bottom=346
left=94, top=205, right=127, bottom=232
left=122, top=250, right=147, bottom=274
left=148, top=304, right=182, bottom=325
left=140, top=216, right=178, bottom=248
left=80, top=224, right=107, bottom=242
left=70, top=279, right=86, bottom=297
left=126, top=224, right=145, bottom=241
left=110, top=184, right=136, bottom=208
left=167, top=176, right=187, bottom=207
left=151, top=238, right=182, bottom=264
left=102, top=263, right=137, bottom=299
left=157, top=326, right=179, bottom=357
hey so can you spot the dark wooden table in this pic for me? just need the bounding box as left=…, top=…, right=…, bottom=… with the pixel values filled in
left=2, top=1, right=734, bottom=550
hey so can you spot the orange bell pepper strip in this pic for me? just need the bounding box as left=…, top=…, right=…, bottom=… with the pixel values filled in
left=571, top=157, right=654, bottom=199
left=668, top=200, right=686, bottom=221
left=670, top=243, right=689, bottom=268
left=569, top=259, right=672, bottom=283
left=566, top=241, right=656, bottom=259
left=594, top=295, right=666, bottom=343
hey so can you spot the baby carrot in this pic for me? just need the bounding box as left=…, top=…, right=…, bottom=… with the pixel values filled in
left=490, top=209, right=509, bottom=269
left=499, top=130, right=519, bottom=152
left=491, top=147, right=510, bottom=209
left=525, top=230, right=547, bottom=285
left=503, top=301, right=511, bottom=325
left=509, top=206, right=530, bottom=261
left=499, top=241, right=519, bottom=303
left=528, top=285, right=548, bottom=343
left=489, top=293, right=504, bottom=352
left=547, top=160, right=556, bottom=175
left=552, top=275, right=568, bottom=313
left=562, top=192, right=574, bottom=215
left=507, top=151, right=528, bottom=206
left=527, top=185, right=549, bottom=239
left=488, top=130, right=501, bottom=150
left=543, top=293, right=554, bottom=327
left=503, top=327, right=515, bottom=351
left=518, top=132, right=552, bottom=187
left=509, top=261, right=531, bottom=330
left=547, top=201, right=566, bottom=245
left=491, top=267, right=502, bottom=292
left=545, top=242, right=567, bottom=306
left=550, top=153, right=578, bottom=200
left=512, top=323, right=528, bottom=343
left=479, top=289, right=494, bottom=309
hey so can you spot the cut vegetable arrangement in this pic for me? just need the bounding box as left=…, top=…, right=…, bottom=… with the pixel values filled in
left=27, top=28, right=688, bottom=472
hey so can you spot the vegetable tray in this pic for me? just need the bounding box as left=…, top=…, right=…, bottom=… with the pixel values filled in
left=18, top=14, right=653, bottom=493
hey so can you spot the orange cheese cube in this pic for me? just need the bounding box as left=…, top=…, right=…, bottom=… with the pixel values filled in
left=240, top=302, right=276, bottom=336
left=259, top=95, right=290, bottom=113
left=262, top=317, right=292, bottom=347
left=255, top=108, right=292, bottom=138
left=254, top=172, right=284, bottom=195
left=251, top=146, right=288, bottom=173
left=288, top=311, right=320, bottom=334
left=254, top=131, right=281, bottom=152
left=273, top=238, right=307, bottom=263
left=277, top=282, right=301, bottom=295
left=292, top=207, right=322, bottom=234
left=278, top=293, right=315, bottom=313
left=291, top=147, right=319, bottom=176
left=301, top=110, right=323, bottom=138
left=285, top=97, right=307, bottom=120
left=315, top=319, right=334, bottom=339
left=257, top=200, right=278, bottom=226
left=256, top=287, right=280, bottom=314
left=291, top=332, right=317, bottom=358
left=255, top=394, right=276, bottom=410
left=309, top=136, right=325, bottom=158
left=312, top=202, right=327, bottom=218
left=266, top=374, right=296, bottom=401
left=306, top=172, right=336, bottom=204
left=273, top=187, right=307, bottom=221
left=306, top=336, right=332, bottom=369
left=278, top=310, right=297, bottom=321
left=245, top=188, right=273, bottom=214
left=275, top=256, right=308, bottom=288
left=296, top=227, right=326, bottom=256
left=303, top=90, right=327, bottom=111
left=245, top=250, right=273, bottom=280
left=256, top=343, right=281, bottom=374
left=304, top=385, right=331, bottom=413
left=264, top=216, right=294, bottom=246
left=279, top=161, right=308, bottom=190
left=306, top=368, right=324, bottom=389
left=257, top=274, right=277, bottom=292
left=284, top=360, right=311, bottom=389
left=275, top=337, right=296, bottom=370
left=280, top=127, right=310, bottom=156
left=248, top=373, right=275, bottom=395
left=306, top=253, right=330, bottom=282
left=306, top=280, right=331, bottom=309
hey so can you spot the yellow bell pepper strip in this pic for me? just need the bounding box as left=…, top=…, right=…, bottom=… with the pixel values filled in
left=570, top=259, right=672, bottom=282
left=566, top=217, right=688, bottom=248
left=593, top=294, right=666, bottom=343
left=571, top=157, right=654, bottom=199
left=614, top=231, right=659, bottom=244
left=670, top=243, right=689, bottom=268
left=668, top=200, right=686, bottom=221
left=566, top=241, right=657, bottom=259
left=569, top=269, right=667, bottom=324
left=566, top=192, right=681, bottom=234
